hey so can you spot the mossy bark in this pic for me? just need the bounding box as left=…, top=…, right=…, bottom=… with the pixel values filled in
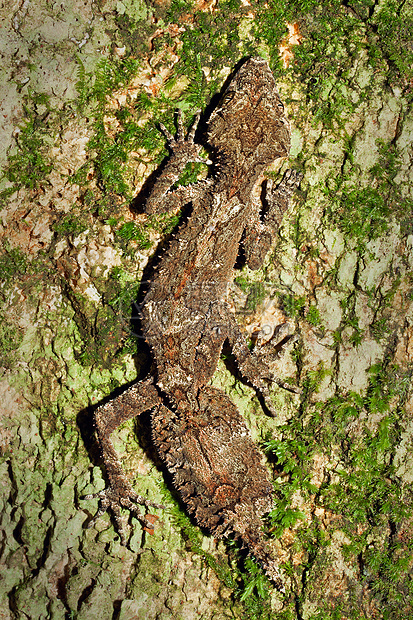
left=1, top=0, right=412, bottom=619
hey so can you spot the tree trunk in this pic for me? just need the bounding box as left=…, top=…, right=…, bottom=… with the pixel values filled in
left=1, top=0, right=412, bottom=618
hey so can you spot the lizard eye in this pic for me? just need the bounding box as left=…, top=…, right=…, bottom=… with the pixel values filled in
left=220, top=91, right=236, bottom=106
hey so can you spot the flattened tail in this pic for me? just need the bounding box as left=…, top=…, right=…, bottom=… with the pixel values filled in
left=258, top=554, right=285, bottom=593
left=238, top=533, right=286, bottom=593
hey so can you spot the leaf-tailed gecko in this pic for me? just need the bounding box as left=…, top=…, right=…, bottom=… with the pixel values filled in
left=85, top=57, right=301, bottom=590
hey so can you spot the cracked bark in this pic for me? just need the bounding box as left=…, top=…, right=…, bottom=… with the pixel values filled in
left=1, top=0, right=413, bottom=619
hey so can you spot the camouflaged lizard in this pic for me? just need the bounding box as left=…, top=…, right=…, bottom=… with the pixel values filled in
left=85, top=57, right=301, bottom=590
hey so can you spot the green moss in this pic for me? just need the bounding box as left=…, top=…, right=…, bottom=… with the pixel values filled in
left=173, top=160, right=209, bottom=188
left=0, top=93, right=54, bottom=197
left=306, top=305, right=322, bottom=327
left=371, top=0, right=413, bottom=82
left=336, top=186, right=390, bottom=243
left=76, top=56, right=142, bottom=108
left=0, top=317, right=23, bottom=369
left=370, top=315, right=389, bottom=342
left=278, top=361, right=413, bottom=614
left=0, top=244, right=28, bottom=281
left=53, top=215, right=89, bottom=237
left=234, top=278, right=268, bottom=315
left=322, top=139, right=410, bottom=250
left=280, top=293, right=306, bottom=319
left=115, top=221, right=151, bottom=248
left=107, top=210, right=183, bottom=255
left=75, top=56, right=150, bottom=200
left=166, top=1, right=245, bottom=94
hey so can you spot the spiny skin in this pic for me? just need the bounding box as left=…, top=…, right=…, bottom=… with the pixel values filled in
left=86, top=57, right=301, bottom=591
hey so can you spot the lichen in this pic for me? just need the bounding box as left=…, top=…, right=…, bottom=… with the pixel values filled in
left=1, top=0, right=412, bottom=616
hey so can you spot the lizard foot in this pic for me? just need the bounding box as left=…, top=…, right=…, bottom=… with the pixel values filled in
left=159, top=108, right=205, bottom=163
left=84, top=486, right=166, bottom=543
left=252, top=322, right=302, bottom=396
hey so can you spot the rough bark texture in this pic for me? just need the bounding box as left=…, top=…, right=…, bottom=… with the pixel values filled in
left=1, top=0, right=412, bottom=619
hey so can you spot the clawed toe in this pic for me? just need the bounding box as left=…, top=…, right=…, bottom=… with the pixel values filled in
left=83, top=486, right=165, bottom=543
left=272, top=376, right=302, bottom=394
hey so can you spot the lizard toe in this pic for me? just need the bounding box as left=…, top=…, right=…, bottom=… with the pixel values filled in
left=83, top=486, right=165, bottom=543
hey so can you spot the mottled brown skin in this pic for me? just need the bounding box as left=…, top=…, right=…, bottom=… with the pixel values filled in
left=85, top=57, right=301, bottom=590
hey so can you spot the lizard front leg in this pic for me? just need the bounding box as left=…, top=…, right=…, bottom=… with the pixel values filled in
left=84, top=377, right=165, bottom=543
left=264, top=168, right=303, bottom=231
left=145, top=109, right=211, bottom=215
left=244, top=169, right=303, bottom=270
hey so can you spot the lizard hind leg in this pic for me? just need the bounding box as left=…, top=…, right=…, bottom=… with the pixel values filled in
left=83, top=378, right=166, bottom=543
left=225, top=311, right=301, bottom=418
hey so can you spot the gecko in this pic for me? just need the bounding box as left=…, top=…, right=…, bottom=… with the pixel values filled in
left=85, top=57, right=302, bottom=590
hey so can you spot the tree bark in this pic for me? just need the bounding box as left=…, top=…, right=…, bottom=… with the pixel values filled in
left=1, top=1, right=412, bottom=618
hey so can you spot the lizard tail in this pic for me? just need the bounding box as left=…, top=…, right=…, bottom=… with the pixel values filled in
left=236, top=528, right=285, bottom=592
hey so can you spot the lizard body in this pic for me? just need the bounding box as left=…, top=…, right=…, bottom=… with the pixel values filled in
left=86, top=57, right=301, bottom=590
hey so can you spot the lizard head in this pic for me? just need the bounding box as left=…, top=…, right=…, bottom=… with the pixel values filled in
left=207, top=57, right=291, bottom=171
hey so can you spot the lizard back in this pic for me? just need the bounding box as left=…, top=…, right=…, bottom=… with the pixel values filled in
left=142, top=57, right=291, bottom=403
